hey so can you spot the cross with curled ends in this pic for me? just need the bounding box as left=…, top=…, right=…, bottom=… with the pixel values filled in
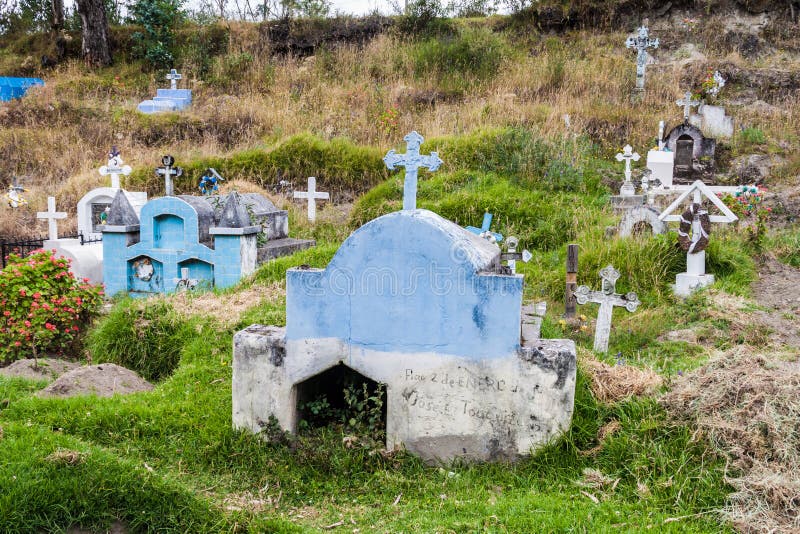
left=575, top=265, right=640, bottom=353
left=384, top=131, right=443, bottom=211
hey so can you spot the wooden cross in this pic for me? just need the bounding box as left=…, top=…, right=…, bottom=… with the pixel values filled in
left=155, top=155, right=183, bottom=196
left=37, top=196, right=67, bottom=241
left=465, top=212, right=503, bottom=243
left=575, top=265, right=640, bottom=353
left=98, top=147, right=132, bottom=189
left=625, top=24, right=658, bottom=90
left=293, top=176, right=329, bottom=222
left=166, top=69, right=182, bottom=90
left=384, top=131, right=443, bottom=211
left=676, top=91, right=701, bottom=122
left=615, top=144, right=640, bottom=195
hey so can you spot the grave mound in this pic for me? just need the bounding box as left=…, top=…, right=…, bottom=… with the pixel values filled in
left=0, top=358, right=81, bottom=381
left=37, top=364, right=153, bottom=398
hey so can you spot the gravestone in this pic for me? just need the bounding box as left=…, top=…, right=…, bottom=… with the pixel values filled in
left=658, top=180, right=738, bottom=296
left=465, top=212, right=503, bottom=243
left=618, top=205, right=667, bottom=237
left=156, top=155, right=182, bottom=196
left=625, top=23, right=658, bottom=92
left=384, top=131, right=443, bottom=211
left=610, top=145, right=645, bottom=210
left=664, top=123, right=716, bottom=184
left=690, top=105, right=734, bottom=139
left=575, top=265, right=640, bottom=353
left=233, top=133, right=577, bottom=463
left=646, top=120, right=675, bottom=190
left=137, top=69, right=192, bottom=114
left=0, top=77, right=44, bottom=101
left=38, top=197, right=105, bottom=284
left=293, top=177, right=329, bottom=223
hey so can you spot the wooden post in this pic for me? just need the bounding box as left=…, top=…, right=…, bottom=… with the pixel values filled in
left=565, top=244, right=578, bottom=318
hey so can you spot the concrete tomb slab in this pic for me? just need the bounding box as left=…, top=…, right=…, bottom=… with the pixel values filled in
left=233, top=208, right=577, bottom=462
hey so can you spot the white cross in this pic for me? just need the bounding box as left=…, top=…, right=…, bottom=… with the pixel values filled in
left=155, top=155, right=183, bottom=196
left=625, top=25, right=658, bottom=90
left=166, top=69, right=182, bottom=90
left=657, top=120, right=665, bottom=151
left=676, top=91, right=701, bottom=122
left=384, top=131, right=443, bottom=211
left=293, top=176, right=329, bottom=222
left=98, top=151, right=132, bottom=189
left=615, top=144, right=640, bottom=195
left=575, top=265, right=640, bottom=353
left=37, top=196, right=67, bottom=241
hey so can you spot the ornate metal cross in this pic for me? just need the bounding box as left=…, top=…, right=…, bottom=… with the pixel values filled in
left=625, top=24, right=658, bottom=90
left=293, top=176, right=330, bottom=223
left=676, top=91, right=701, bottom=123
left=155, top=155, right=183, bottom=196
left=37, top=196, right=67, bottom=241
left=166, top=69, right=182, bottom=90
left=98, top=146, right=132, bottom=189
left=615, top=144, right=640, bottom=196
left=575, top=265, right=640, bottom=353
left=384, top=131, right=443, bottom=211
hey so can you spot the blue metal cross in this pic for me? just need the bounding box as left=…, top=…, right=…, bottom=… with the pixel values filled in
left=384, top=131, right=443, bottom=211
left=465, top=212, right=503, bottom=243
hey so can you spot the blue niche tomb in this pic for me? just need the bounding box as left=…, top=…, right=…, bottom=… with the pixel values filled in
left=102, top=190, right=259, bottom=296
left=0, top=77, right=45, bottom=101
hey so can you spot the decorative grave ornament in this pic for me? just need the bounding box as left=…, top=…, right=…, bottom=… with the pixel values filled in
left=173, top=267, right=198, bottom=292
left=98, top=146, right=133, bottom=189
left=155, top=155, right=183, bottom=196
left=37, top=196, right=67, bottom=241
left=465, top=211, right=503, bottom=243
left=384, top=131, right=443, bottom=211
left=500, top=236, right=532, bottom=274
left=616, top=145, right=640, bottom=196
left=676, top=91, right=701, bottom=123
left=4, top=177, right=27, bottom=208
left=293, top=176, right=330, bottom=223
left=625, top=23, right=658, bottom=91
left=166, top=69, right=182, bottom=90
left=575, top=265, right=640, bottom=353
left=658, top=180, right=738, bottom=296
left=198, top=168, right=224, bottom=196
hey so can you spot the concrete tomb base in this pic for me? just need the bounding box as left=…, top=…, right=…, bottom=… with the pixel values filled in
left=233, top=326, right=576, bottom=462
left=610, top=194, right=645, bottom=210
left=44, top=239, right=103, bottom=285
left=675, top=272, right=714, bottom=297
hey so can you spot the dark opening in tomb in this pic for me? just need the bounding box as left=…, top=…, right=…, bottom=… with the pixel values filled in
left=631, top=221, right=653, bottom=236
left=295, top=363, right=387, bottom=437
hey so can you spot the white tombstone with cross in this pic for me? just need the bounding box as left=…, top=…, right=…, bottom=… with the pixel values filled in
left=575, top=265, right=640, bottom=353
left=658, top=180, right=738, bottom=296
left=646, top=120, right=675, bottom=192
left=616, top=144, right=640, bottom=196
left=293, top=177, right=330, bottom=223
left=676, top=91, right=701, bottom=123
left=166, top=69, right=182, bottom=90
left=39, top=196, right=106, bottom=284
left=156, top=155, right=183, bottom=196
left=625, top=24, right=659, bottom=91
left=384, top=131, right=443, bottom=211
left=37, top=196, right=67, bottom=241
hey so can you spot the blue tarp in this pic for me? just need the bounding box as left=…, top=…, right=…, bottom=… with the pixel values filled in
left=0, top=77, right=45, bottom=102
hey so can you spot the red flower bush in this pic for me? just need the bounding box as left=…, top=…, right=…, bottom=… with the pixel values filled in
left=0, top=250, right=103, bottom=364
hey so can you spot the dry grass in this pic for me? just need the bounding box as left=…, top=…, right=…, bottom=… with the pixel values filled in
left=579, top=348, right=663, bottom=404
left=661, top=347, right=800, bottom=533
left=168, top=281, right=284, bottom=327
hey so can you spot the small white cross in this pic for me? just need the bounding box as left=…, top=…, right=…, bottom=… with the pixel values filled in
left=293, top=177, right=329, bottom=222
left=676, top=91, right=701, bottom=122
left=384, top=131, right=443, bottom=211
left=575, top=265, right=640, bottom=353
left=615, top=144, right=640, bottom=195
left=98, top=151, right=132, bottom=189
left=166, top=69, right=182, bottom=90
left=37, top=196, right=67, bottom=241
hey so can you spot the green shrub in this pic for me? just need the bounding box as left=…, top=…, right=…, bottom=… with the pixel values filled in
left=86, top=300, right=191, bottom=381
left=408, top=26, right=509, bottom=84
left=739, top=127, right=766, bottom=146
left=0, top=251, right=103, bottom=364
left=129, top=0, right=186, bottom=69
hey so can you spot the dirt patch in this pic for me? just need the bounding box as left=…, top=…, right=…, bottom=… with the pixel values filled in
left=0, top=358, right=82, bottom=381
left=661, top=346, right=800, bottom=534
left=169, top=282, right=284, bottom=327
left=37, top=364, right=153, bottom=398
left=750, top=257, right=800, bottom=349
left=580, top=350, right=663, bottom=404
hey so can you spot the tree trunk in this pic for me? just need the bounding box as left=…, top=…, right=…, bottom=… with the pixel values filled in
left=51, top=0, right=64, bottom=32
left=75, top=0, right=112, bottom=67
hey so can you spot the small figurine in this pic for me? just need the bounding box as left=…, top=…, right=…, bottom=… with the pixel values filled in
left=198, top=168, right=224, bottom=196
left=4, top=178, right=27, bottom=208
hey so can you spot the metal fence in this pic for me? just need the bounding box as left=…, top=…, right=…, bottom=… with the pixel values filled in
left=0, top=232, right=102, bottom=269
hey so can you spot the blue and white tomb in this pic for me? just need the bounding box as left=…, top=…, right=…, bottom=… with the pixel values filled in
left=233, top=132, right=577, bottom=462
left=137, top=69, right=192, bottom=114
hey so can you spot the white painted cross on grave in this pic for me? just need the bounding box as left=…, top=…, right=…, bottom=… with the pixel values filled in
left=155, top=155, right=183, bottom=196
left=575, top=265, right=640, bottom=353
left=676, top=91, right=701, bottom=123
left=98, top=147, right=132, bottom=189
left=658, top=120, right=666, bottom=151
left=37, top=196, right=67, bottom=241
left=625, top=23, right=658, bottom=91
left=293, top=177, right=329, bottom=223
left=658, top=180, right=738, bottom=296
left=616, top=144, right=640, bottom=196
left=384, top=131, right=443, bottom=211
left=166, top=69, right=182, bottom=90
